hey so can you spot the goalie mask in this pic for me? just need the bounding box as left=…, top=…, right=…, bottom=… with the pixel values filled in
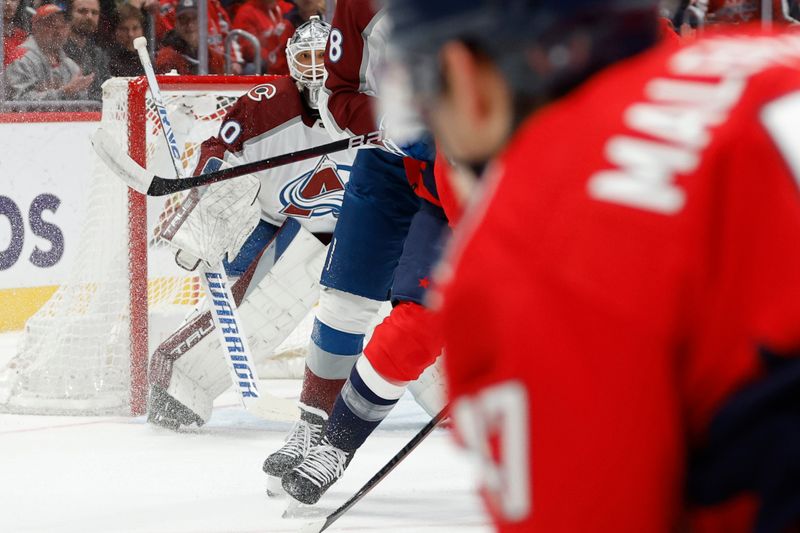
left=286, top=15, right=331, bottom=109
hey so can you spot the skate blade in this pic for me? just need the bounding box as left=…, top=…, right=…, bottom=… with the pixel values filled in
left=281, top=498, right=326, bottom=519
left=266, top=476, right=285, bottom=498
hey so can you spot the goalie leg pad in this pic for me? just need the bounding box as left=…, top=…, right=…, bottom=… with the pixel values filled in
left=162, top=333, right=232, bottom=424
left=407, top=355, right=447, bottom=418
left=238, top=219, right=328, bottom=359
left=149, top=219, right=328, bottom=427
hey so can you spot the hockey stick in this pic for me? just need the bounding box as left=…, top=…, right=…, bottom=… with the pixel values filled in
left=299, top=407, right=449, bottom=533
left=132, top=36, right=298, bottom=421
left=92, top=125, right=383, bottom=197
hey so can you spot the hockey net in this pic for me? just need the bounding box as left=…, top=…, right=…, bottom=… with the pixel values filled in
left=0, top=76, right=310, bottom=417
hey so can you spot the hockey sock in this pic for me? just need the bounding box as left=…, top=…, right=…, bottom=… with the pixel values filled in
left=301, top=287, right=384, bottom=414
left=300, top=318, right=365, bottom=414
left=326, top=356, right=408, bottom=452
left=299, top=365, right=347, bottom=415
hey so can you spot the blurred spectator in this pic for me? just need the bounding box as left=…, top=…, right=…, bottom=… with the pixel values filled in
left=221, top=0, right=244, bottom=20
left=107, top=3, right=145, bottom=76
left=284, top=0, right=323, bottom=27
left=677, top=0, right=798, bottom=26
left=158, top=0, right=242, bottom=72
left=706, top=0, right=797, bottom=23
left=155, top=0, right=225, bottom=74
left=232, top=0, right=293, bottom=73
left=103, top=0, right=159, bottom=48
left=88, top=0, right=156, bottom=52
left=64, top=0, right=110, bottom=100
left=5, top=4, right=94, bottom=100
left=127, top=0, right=160, bottom=24
left=3, top=0, right=27, bottom=65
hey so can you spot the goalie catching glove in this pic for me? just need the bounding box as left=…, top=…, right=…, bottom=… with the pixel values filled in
left=166, top=172, right=262, bottom=271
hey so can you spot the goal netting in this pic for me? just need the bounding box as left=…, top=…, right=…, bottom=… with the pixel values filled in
left=0, top=75, right=311, bottom=416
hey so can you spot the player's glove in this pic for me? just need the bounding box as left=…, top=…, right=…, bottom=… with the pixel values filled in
left=383, top=132, right=436, bottom=162
left=383, top=132, right=437, bottom=162
left=165, top=174, right=261, bottom=271
left=379, top=111, right=436, bottom=162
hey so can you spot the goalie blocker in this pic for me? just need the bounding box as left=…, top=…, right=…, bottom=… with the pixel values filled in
left=149, top=218, right=327, bottom=428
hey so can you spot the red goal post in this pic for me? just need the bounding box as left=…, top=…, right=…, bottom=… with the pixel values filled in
left=125, top=75, right=268, bottom=415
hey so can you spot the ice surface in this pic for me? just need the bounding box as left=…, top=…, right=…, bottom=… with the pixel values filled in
left=0, top=332, right=490, bottom=533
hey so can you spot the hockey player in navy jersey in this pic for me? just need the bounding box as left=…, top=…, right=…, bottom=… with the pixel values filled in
left=260, top=0, right=451, bottom=506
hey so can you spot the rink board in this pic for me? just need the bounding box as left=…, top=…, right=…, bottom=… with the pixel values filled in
left=0, top=116, right=99, bottom=330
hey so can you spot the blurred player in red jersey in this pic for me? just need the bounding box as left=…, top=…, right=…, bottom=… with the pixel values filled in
left=385, top=0, right=800, bottom=531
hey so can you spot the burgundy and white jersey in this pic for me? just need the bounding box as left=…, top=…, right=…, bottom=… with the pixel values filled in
left=318, top=0, right=390, bottom=138
left=194, top=76, right=358, bottom=234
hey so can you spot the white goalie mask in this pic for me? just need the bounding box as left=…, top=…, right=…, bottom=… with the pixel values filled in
left=286, top=15, right=331, bottom=109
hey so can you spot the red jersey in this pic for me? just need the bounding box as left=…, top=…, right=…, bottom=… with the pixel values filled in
left=437, top=29, right=800, bottom=532
left=3, top=27, right=26, bottom=66
left=154, top=36, right=226, bottom=75
left=231, top=0, right=294, bottom=74
left=158, top=0, right=237, bottom=59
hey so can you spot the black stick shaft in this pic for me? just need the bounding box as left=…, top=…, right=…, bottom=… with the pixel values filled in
left=146, top=131, right=383, bottom=196
left=319, top=407, right=449, bottom=532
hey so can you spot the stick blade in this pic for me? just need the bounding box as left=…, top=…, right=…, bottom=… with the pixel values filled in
left=91, top=127, right=154, bottom=195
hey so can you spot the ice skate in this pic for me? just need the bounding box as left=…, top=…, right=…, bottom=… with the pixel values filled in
left=281, top=436, right=354, bottom=505
left=263, top=407, right=327, bottom=495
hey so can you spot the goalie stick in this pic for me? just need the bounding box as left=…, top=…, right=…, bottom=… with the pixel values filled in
left=92, top=124, right=383, bottom=197
left=298, top=407, right=449, bottom=533
left=131, top=36, right=298, bottom=421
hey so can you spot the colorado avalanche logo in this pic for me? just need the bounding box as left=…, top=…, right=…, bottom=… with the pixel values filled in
left=280, top=157, right=350, bottom=219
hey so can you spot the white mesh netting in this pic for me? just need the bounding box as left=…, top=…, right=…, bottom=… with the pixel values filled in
left=0, top=77, right=309, bottom=416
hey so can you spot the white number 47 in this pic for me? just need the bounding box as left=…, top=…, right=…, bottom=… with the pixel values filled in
left=454, top=381, right=531, bottom=523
